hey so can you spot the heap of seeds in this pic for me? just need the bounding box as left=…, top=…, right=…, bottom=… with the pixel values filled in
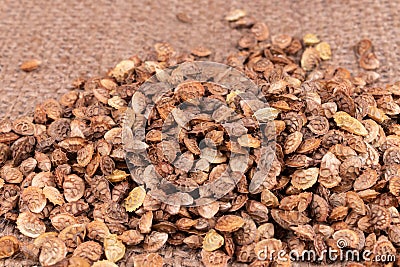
left=1, top=10, right=400, bottom=267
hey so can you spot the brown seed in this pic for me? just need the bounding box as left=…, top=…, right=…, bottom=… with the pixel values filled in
left=0, top=132, right=19, bottom=143
left=197, top=202, right=220, bottom=219
left=176, top=12, right=192, bottom=23
left=109, top=60, right=136, bottom=82
left=43, top=99, right=63, bottom=120
left=118, top=230, right=144, bottom=246
left=238, top=33, right=257, bottom=49
left=21, top=186, right=47, bottom=213
left=35, top=151, right=52, bottom=172
left=50, top=212, right=77, bottom=231
left=370, top=205, right=391, bottom=230
left=332, top=229, right=360, bottom=249
left=19, top=157, right=37, bottom=175
left=77, top=143, right=94, bottom=167
left=355, top=39, right=373, bottom=57
left=20, top=59, right=41, bottom=72
left=311, top=195, right=329, bottom=222
left=1, top=165, right=23, bottom=184
left=354, top=169, right=379, bottom=191
left=108, top=96, right=127, bottom=110
left=43, top=186, right=65, bottom=206
left=73, top=241, right=103, bottom=262
left=318, top=152, right=341, bottom=188
left=59, top=223, right=86, bottom=251
left=215, top=215, right=245, bottom=232
left=291, top=224, right=315, bottom=240
left=301, top=47, right=320, bottom=71
left=291, top=168, right=319, bottom=190
left=284, top=131, right=303, bottom=154
left=175, top=81, right=205, bottom=102
left=201, top=249, right=230, bottom=267
left=237, top=134, right=261, bottom=148
left=87, top=220, right=110, bottom=242
left=106, top=169, right=129, bottom=183
left=251, top=22, right=269, bottom=41
left=63, top=174, right=85, bottom=202
left=233, top=214, right=257, bottom=245
left=143, top=231, right=168, bottom=252
left=307, top=116, right=329, bottom=135
left=133, top=253, right=164, bottom=267
left=359, top=52, right=380, bottom=70
left=191, top=47, right=212, bottom=57
left=346, top=192, right=366, bottom=215
left=0, top=235, right=19, bottom=259
left=184, top=137, right=201, bottom=155
left=39, top=237, right=67, bottom=266
left=12, top=117, right=35, bottom=135
left=16, top=211, right=46, bottom=238
left=271, top=34, right=292, bottom=49
left=261, top=189, right=279, bottom=207
left=389, top=176, right=400, bottom=196
left=138, top=211, right=153, bottom=234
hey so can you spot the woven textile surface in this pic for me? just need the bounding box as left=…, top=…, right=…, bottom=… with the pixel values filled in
left=1, top=0, right=399, bottom=266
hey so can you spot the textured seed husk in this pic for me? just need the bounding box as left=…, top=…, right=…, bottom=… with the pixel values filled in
left=201, top=249, right=230, bottom=267
left=16, top=212, right=46, bottom=238
left=203, top=229, right=224, bottom=251
left=333, top=111, right=368, bottom=136
left=104, top=234, right=126, bottom=263
left=124, top=186, right=146, bottom=212
left=0, top=235, right=20, bottom=259
left=291, top=168, right=319, bottom=190
left=133, top=253, right=164, bottom=267
left=39, top=237, right=67, bottom=266
left=215, top=215, right=245, bottom=232
left=21, top=186, right=47, bottom=213
left=106, top=169, right=130, bottom=183
left=43, top=186, right=65, bottom=205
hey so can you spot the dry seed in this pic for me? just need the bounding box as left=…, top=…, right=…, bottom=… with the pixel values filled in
left=315, top=41, right=332, bottom=60
left=20, top=59, right=41, bottom=72
left=225, top=9, right=246, bottom=21
left=303, top=33, right=320, bottom=46
left=104, top=234, right=126, bottom=262
left=203, top=229, right=224, bottom=251
left=0, top=236, right=19, bottom=259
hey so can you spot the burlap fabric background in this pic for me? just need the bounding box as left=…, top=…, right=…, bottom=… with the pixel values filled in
left=1, top=0, right=399, bottom=266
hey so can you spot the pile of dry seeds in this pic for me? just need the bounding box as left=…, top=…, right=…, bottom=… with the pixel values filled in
left=1, top=9, right=400, bottom=267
